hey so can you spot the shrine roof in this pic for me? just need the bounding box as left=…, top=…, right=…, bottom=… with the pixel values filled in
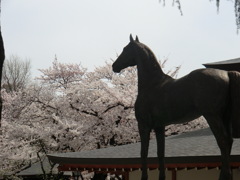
left=48, top=128, right=240, bottom=169
left=203, top=57, right=240, bottom=71
left=18, top=156, right=58, bottom=176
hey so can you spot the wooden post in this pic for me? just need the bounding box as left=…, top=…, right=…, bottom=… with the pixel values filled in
left=124, top=171, right=129, bottom=180
left=172, top=169, right=177, bottom=180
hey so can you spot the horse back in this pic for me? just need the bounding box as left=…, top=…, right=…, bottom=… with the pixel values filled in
left=180, top=68, right=229, bottom=113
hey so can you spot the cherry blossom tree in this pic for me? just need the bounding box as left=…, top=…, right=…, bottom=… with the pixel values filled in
left=37, top=57, right=87, bottom=89
left=0, top=60, right=138, bottom=177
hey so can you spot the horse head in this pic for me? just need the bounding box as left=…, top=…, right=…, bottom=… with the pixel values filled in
left=112, top=34, right=140, bottom=73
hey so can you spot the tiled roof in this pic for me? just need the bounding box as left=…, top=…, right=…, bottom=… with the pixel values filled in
left=48, top=128, right=240, bottom=166
left=203, top=57, right=240, bottom=71
left=204, top=57, right=240, bottom=65
left=203, top=58, right=240, bottom=65
left=18, top=157, right=58, bottom=176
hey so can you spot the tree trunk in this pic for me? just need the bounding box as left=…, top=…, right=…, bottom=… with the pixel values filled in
left=0, top=29, right=5, bottom=132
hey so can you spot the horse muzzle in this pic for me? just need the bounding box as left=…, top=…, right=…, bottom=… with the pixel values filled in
left=112, top=64, right=121, bottom=73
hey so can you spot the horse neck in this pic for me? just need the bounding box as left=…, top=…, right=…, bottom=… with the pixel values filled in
left=136, top=48, right=167, bottom=93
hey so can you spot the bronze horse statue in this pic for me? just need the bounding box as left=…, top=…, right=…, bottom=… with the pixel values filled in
left=112, top=35, right=240, bottom=180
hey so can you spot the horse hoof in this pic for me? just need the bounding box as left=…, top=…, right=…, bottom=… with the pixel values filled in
left=219, top=172, right=232, bottom=180
left=159, top=176, right=166, bottom=180
left=219, top=177, right=232, bottom=180
left=141, top=176, right=148, bottom=180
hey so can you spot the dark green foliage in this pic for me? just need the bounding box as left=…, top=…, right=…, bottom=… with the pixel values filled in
left=217, top=0, right=240, bottom=30
left=235, top=0, right=240, bottom=29
left=161, top=0, right=240, bottom=30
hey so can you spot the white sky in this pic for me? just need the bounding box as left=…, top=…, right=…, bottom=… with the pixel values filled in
left=1, top=0, right=240, bottom=77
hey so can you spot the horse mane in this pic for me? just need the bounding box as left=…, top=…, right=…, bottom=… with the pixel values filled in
left=137, top=43, right=164, bottom=74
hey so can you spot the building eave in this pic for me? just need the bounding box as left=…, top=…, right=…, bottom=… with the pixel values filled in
left=48, top=155, right=240, bottom=172
left=203, top=57, right=240, bottom=71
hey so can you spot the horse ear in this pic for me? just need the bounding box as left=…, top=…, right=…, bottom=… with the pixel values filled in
left=135, top=36, right=139, bottom=42
left=130, top=34, right=134, bottom=42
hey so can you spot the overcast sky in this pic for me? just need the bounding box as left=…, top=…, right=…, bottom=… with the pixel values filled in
left=2, top=0, right=240, bottom=77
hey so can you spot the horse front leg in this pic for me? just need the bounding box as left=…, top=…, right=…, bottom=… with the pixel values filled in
left=139, top=125, right=151, bottom=180
left=155, top=126, right=166, bottom=180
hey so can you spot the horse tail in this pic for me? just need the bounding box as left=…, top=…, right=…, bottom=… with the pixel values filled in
left=228, top=71, right=240, bottom=138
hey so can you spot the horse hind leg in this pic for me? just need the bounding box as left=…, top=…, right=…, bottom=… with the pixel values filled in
left=228, top=71, right=240, bottom=138
left=204, top=114, right=233, bottom=180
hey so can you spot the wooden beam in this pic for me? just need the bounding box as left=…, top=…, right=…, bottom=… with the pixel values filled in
left=58, top=162, right=240, bottom=172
